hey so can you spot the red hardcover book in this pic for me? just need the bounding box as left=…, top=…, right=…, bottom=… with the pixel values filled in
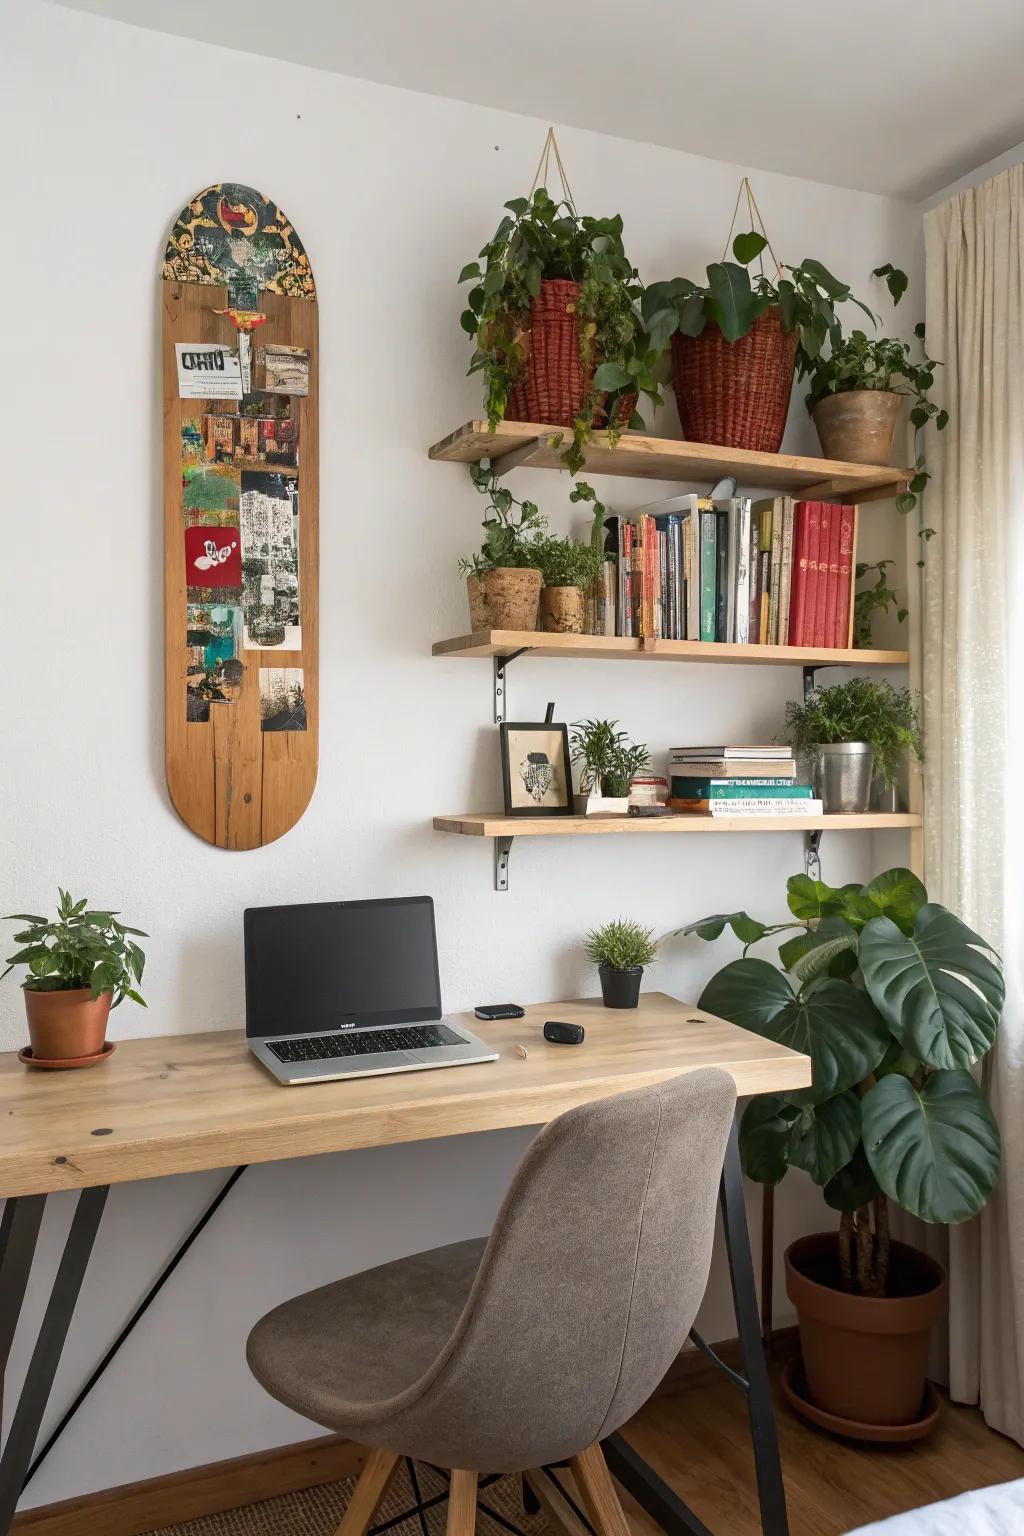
left=792, top=501, right=821, bottom=646
left=788, top=503, right=810, bottom=645
left=813, top=503, right=834, bottom=647
left=824, top=503, right=842, bottom=648
left=833, top=505, right=857, bottom=646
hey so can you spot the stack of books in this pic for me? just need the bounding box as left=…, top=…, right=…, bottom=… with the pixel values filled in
left=666, top=745, right=823, bottom=818
left=586, top=496, right=857, bottom=650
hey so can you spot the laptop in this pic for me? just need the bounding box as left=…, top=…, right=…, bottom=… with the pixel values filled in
left=244, top=896, right=499, bottom=1085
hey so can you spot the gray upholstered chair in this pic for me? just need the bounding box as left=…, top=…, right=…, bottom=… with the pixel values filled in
left=247, top=1068, right=737, bottom=1536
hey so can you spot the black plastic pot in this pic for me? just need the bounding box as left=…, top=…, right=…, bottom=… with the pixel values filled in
left=599, top=965, right=643, bottom=1009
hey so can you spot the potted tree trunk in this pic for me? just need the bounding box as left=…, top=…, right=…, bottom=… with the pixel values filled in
left=459, top=463, right=545, bottom=631
left=680, top=867, right=1003, bottom=1438
left=3, top=889, right=147, bottom=1068
left=458, top=185, right=661, bottom=473
left=781, top=678, right=921, bottom=815
left=584, top=919, right=659, bottom=1010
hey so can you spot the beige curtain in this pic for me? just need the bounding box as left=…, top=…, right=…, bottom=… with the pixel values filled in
left=919, top=166, right=1024, bottom=1442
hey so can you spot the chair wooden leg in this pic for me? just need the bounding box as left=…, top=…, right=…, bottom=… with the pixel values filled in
left=447, top=1468, right=479, bottom=1536
left=524, top=1469, right=591, bottom=1536
left=333, top=1446, right=402, bottom=1536
left=569, top=1444, right=631, bottom=1536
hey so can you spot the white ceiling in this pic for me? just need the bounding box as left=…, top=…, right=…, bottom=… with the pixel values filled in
left=53, top=0, right=1024, bottom=200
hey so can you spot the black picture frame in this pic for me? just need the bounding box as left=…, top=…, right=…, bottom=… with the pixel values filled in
left=499, top=721, right=574, bottom=818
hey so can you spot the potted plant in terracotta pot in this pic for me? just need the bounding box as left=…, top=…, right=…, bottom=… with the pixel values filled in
left=533, top=532, right=604, bottom=634
left=584, top=918, right=659, bottom=1010
left=3, top=890, right=147, bottom=1068
left=458, top=186, right=662, bottom=473
left=643, top=217, right=872, bottom=453
left=570, top=718, right=650, bottom=815
left=458, top=462, right=545, bottom=630
left=781, top=678, right=921, bottom=815
left=681, top=866, right=1003, bottom=1438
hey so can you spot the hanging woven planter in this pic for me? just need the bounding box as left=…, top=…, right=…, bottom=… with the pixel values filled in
left=507, top=278, right=638, bottom=429
left=671, top=309, right=798, bottom=453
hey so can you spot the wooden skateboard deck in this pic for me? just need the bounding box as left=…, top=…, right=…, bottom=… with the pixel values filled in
left=162, top=183, right=318, bottom=848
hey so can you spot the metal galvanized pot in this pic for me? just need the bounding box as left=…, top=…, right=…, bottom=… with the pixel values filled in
left=814, top=742, right=874, bottom=813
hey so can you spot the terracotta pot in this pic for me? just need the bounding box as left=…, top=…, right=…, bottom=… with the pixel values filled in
left=466, top=568, right=542, bottom=630
left=540, top=586, right=585, bottom=633
left=671, top=309, right=798, bottom=452
left=24, top=987, right=112, bottom=1063
left=785, top=1232, right=947, bottom=1432
left=812, top=390, right=903, bottom=465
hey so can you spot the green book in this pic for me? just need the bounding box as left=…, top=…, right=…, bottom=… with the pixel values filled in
left=699, top=509, right=717, bottom=642
left=670, top=778, right=814, bottom=800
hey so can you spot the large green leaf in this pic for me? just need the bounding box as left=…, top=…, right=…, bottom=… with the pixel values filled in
left=859, top=868, right=927, bottom=934
left=788, top=1092, right=861, bottom=1185
left=706, top=262, right=755, bottom=342
left=786, top=875, right=859, bottom=921
left=781, top=917, right=859, bottom=987
left=739, top=1094, right=799, bottom=1185
left=699, top=959, right=889, bottom=1102
left=824, top=1146, right=879, bottom=1213
left=859, top=905, right=1004, bottom=1069
left=862, top=1070, right=1001, bottom=1223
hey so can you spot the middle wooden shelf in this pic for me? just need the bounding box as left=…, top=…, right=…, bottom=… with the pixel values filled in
left=433, top=630, right=908, bottom=668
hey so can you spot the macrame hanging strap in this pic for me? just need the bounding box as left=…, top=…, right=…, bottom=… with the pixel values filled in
left=528, top=126, right=577, bottom=210
left=722, top=176, right=783, bottom=281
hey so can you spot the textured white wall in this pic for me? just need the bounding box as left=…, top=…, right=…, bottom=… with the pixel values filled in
left=2, top=0, right=922, bottom=1507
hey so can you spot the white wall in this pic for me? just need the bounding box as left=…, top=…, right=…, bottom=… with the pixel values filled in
left=1, top=1, right=922, bottom=1508
left=923, top=137, right=1024, bottom=209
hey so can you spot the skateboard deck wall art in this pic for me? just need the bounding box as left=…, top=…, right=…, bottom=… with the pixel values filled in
left=162, top=183, right=319, bottom=848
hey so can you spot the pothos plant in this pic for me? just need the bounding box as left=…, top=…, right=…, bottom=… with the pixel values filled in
left=457, top=462, right=546, bottom=577
left=3, top=890, right=147, bottom=1007
left=854, top=560, right=907, bottom=649
left=681, top=868, right=1003, bottom=1296
left=458, top=187, right=662, bottom=473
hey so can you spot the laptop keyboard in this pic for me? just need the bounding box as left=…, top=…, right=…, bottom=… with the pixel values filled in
left=266, top=1024, right=465, bottom=1065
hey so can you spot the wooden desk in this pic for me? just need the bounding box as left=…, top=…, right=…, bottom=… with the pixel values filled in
left=0, top=994, right=807, bottom=1536
left=0, top=993, right=810, bottom=1199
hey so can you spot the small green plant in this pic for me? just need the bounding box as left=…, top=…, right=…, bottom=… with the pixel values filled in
left=532, top=534, right=604, bottom=591
left=458, top=187, right=662, bottom=473
left=584, top=918, right=659, bottom=972
left=854, top=560, right=907, bottom=648
left=781, top=678, right=921, bottom=790
left=568, top=480, right=608, bottom=553
left=2, top=890, right=147, bottom=1007
left=570, top=718, right=651, bottom=798
left=678, top=868, right=1003, bottom=1294
left=642, top=230, right=878, bottom=368
left=457, top=462, right=546, bottom=577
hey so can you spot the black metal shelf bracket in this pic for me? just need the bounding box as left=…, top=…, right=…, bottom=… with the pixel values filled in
left=805, top=829, right=823, bottom=881
left=492, top=649, right=527, bottom=725
left=494, top=836, right=514, bottom=892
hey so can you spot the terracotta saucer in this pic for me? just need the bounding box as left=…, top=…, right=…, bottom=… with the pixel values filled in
left=18, top=1041, right=117, bottom=1071
left=781, top=1355, right=942, bottom=1443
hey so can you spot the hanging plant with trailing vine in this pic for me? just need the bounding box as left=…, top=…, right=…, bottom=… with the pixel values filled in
left=458, top=187, right=662, bottom=474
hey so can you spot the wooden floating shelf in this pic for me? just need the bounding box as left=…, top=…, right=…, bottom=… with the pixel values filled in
left=434, top=812, right=922, bottom=838
left=433, top=630, right=909, bottom=668
left=429, top=420, right=913, bottom=503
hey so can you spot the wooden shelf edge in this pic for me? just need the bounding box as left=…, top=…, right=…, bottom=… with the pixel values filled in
left=433, top=813, right=923, bottom=838
left=428, top=420, right=912, bottom=500
left=431, top=631, right=909, bottom=667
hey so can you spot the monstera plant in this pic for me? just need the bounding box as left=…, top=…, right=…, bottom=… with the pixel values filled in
left=683, top=868, right=1003, bottom=1294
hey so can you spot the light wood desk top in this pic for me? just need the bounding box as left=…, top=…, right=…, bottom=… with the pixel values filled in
left=0, top=993, right=810, bottom=1198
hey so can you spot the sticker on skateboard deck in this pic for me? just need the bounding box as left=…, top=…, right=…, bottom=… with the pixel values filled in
left=162, top=183, right=318, bottom=849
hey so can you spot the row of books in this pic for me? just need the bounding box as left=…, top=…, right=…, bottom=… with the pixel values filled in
left=665, top=745, right=822, bottom=818
left=585, top=496, right=858, bottom=650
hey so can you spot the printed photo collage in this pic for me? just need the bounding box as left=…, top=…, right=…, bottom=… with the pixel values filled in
left=180, top=338, right=310, bottom=730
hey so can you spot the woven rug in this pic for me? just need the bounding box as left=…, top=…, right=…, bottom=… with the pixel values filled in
left=145, top=1460, right=553, bottom=1536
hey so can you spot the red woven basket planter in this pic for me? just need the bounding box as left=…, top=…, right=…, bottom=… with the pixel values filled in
left=671, top=307, right=798, bottom=453
left=506, top=278, right=637, bottom=430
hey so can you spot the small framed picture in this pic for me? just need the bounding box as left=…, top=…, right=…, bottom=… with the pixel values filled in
left=499, top=721, right=574, bottom=817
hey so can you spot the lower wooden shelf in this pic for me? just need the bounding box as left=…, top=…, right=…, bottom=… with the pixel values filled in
left=434, top=812, right=922, bottom=837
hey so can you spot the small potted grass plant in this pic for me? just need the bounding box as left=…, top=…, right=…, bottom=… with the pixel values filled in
left=584, top=918, right=659, bottom=1009
left=458, top=462, right=546, bottom=630
left=781, top=678, right=921, bottom=814
left=570, top=719, right=650, bottom=815
left=533, top=533, right=604, bottom=634
left=3, top=890, right=147, bottom=1068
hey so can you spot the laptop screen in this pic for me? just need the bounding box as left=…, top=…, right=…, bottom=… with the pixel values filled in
left=243, top=897, right=442, bottom=1037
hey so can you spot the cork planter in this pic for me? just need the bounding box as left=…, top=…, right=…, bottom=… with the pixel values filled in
left=540, top=586, right=585, bottom=634
left=24, top=987, right=112, bottom=1064
left=466, top=568, right=542, bottom=631
left=812, top=390, right=903, bottom=465
left=785, top=1232, right=947, bottom=1437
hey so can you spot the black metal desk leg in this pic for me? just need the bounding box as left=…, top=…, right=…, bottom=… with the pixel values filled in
left=720, top=1122, right=789, bottom=1536
left=0, top=1186, right=108, bottom=1536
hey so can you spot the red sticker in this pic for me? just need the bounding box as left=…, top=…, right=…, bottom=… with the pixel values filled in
left=184, top=526, right=241, bottom=588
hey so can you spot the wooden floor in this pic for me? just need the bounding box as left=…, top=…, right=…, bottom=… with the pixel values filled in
left=616, top=1351, right=1024, bottom=1536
